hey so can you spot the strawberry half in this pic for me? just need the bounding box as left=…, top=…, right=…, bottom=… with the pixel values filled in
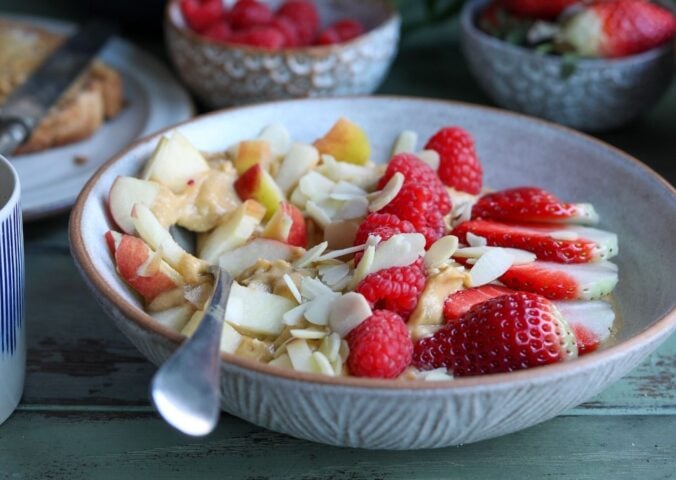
left=414, top=292, right=578, bottom=376
left=443, top=285, right=514, bottom=322
left=555, top=300, right=615, bottom=355
left=452, top=219, right=618, bottom=264
left=500, top=260, right=618, bottom=300
left=472, top=187, right=599, bottom=225
left=558, top=0, right=676, bottom=58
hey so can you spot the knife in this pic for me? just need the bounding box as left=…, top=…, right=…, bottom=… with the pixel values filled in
left=0, top=21, right=115, bottom=156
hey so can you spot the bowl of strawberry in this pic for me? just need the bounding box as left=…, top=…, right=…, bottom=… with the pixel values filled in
left=460, top=0, right=676, bottom=131
left=165, top=0, right=400, bottom=107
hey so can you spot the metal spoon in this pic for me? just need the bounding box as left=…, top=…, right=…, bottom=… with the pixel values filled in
left=150, top=266, right=233, bottom=436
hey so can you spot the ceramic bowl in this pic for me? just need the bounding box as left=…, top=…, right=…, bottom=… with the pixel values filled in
left=460, top=0, right=675, bottom=132
left=164, top=0, right=400, bottom=108
left=69, top=96, right=676, bottom=450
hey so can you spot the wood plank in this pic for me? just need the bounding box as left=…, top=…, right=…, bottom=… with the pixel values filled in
left=1, top=412, right=674, bottom=479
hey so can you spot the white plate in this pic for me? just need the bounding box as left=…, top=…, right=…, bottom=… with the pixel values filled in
left=3, top=16, right=194, bottom=221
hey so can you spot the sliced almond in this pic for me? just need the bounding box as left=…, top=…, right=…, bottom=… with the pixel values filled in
left=469, top=248, right=514, bottom=287
left=416, top=150, right=440, bottom=170
left=304, top=293, right=340, bottom=326
left=300, top=276, right=334, bottom=300
left=329, top=292, right=372, bottom=338
left=369, top=172, right=404, bottom=212
left=466, top=232, right=487, bottom=247
left=370, top=233, right=426, bottom=273
left=311, top=351, right=335, bottom=376
left=319, top=332, right=341, bottom=362
left=268, top=353, right=293, bottom=369
left=335, top=196, right=369, bottom=220
left=283, top=273, right=302, bottom=304
left=290, top=328, right=328, bottom=340
left=294, top=241, right=328, bottom=268
left=455, top=246, right=536, bottom=265
left=316, top=244, right=367, bottom=262
left=286, top=339, right=315, bottom=373
left=282, top=303, right=308, bottom=326
left=349, top=244, right=375, bottom=288
left=424, top=235, right=459, bottom=270
left=391, top=130, right=418, bottom=155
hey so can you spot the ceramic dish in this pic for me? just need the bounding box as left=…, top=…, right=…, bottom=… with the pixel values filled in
left=164, top=0, right=400, bottom=108
left=4, top=15, right=194, bottom=221
left=70, top=96, right=676, bottom=449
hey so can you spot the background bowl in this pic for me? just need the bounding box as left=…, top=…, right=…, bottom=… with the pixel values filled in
left=164, top=0, right=400, bottom=108
left=70, top=96, right=676, bottom=449
left=460, top=0, right=675, bottom=132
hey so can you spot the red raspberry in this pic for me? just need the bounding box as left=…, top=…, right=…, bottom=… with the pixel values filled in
left=230, top=26, right=285, bottom=50
left=203, top=21, right=232, bottom=43
left=425, top=127, right=483, bottom=195
left=347, top=310, right=413, bottom=378
left=317, top=28, right=341, bottom=45
left=353, top=213, right=417, bottom=264
left=180, top=0, right=224, bottom=32
left=355, top=259, right=427, bottom=321
left=318, top=19, right=365, bottom=44
left=379, top=153, right=452, bottom=215
left=228, top=0, right=273, bottom=30
left=268, top=16, right=300, bottom=47
left=277, top=0, right=320, bottom=45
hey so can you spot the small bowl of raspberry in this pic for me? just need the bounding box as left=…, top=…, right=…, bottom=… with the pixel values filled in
left=165, top=0, right=401, bottom=108
left=460, top=0, right=676, bottom=131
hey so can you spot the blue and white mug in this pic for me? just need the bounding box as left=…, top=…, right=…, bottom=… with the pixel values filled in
left=0, top=154, right=24, bottom=425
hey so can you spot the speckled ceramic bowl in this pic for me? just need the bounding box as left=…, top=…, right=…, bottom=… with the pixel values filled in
left=70, top=96, right=676, bottom=450
left=460, top=0, right=675, bottom=132
left=164, top=0, right=400, bottom=108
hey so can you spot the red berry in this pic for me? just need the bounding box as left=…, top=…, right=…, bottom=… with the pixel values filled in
left=414, top=292, right=578, bottom=376
left=347, top=310, right=413, bottom=378
left=443, top=285, right=514, bottom=322
left=425, top=127, right=483, bottom=195
left=180, top=0, right=224, bottom=32
left=228, top=0, right=273, bottom=30
left=503, top=0, right=577, bottom=19
left=317, top=27, right=341, bottom=45
left=333, top=19, right=364, bottom=41
left=277, top=0, right=320, bottom=45
left=268, top=16, right=300, bottom=47
left=229, top=26, right=285, bottom=50
left=203, top=21, right=232, bottom=43
left=355, top=259, right=427, bottom=321
left=354, top=213, right=417, bottom=247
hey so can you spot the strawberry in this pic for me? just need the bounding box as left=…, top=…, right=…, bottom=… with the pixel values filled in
left=203, top=22, right=232, bottom=43
left=228, top=0, right=273, bottom=30
left=443, top=285, right=514, bottom=322
left=503, top=0, right=578, bottom=19
left=229, top=26, right=286, bottom=50
left=180, top=0, right=225, bottom=33
left=318, top=19, right=365, bottom=45
left=277, top=0, right=320, bottom=45
left=500, top=260, right=618, bottom=300
left=424, top=127, right=483, bottom=195
left=555, top=300, right=615, bottom=355
left=472, top=187, right=599, bottom=225
left=558, top=0, right=676, bottom=58
left=413, top=292, right=578, bottom=375
left=452, top=219, right=618, bottom=264
left=269, top=16, right=300, bottom=47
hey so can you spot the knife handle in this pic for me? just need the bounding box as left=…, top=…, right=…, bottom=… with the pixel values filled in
left=0, top=118, right=30, bottom=157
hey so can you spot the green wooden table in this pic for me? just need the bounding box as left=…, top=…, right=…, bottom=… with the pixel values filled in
left=1, top=2, right=675, bottom=478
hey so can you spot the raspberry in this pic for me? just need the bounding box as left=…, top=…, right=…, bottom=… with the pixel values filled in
left=347, top=310, right=413, bottom=378
left=230, top=26, right=285, bottom=50
left=180, top=0, right=224, bottom=32
left=354, top=213, right=417, bottom=247
left=379, top=153, right=452, bottom=215
left=317, top=28, right=341, bottom=45
left=269, top=16, right=300, bottom=47
left=318, top=19, right=364, bottom=45
left=228, top=0, right=273, bottom=30
left=203, top=21, right=232, bottom=43
left=277, top=0, right=320, bottom=45
left=355, top=259, right=427, bottom=321
left=425, top=127, right=483, bottom=195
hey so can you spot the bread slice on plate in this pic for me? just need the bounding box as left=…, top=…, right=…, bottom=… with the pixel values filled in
left=0, top=19, right=124, bottom=154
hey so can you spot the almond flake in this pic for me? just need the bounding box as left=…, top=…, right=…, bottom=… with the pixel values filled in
left=304, top=293, right=340, bottom=326
left=369, top=172, right=404, bottom=212
left=282, top=303, right=308, bottom=326
left=319, top=332, right=341, bottom=362
left=391, top=130, right=418, bottom=155
left=318, top=263, right=351, bottom=287
left=332, top=357, right=343, bottom=376
left=283, top=274, right=302, bottom=304
left=469, top=248, right=514, bottom=287
left=418, top=368, right=454, bottom=381
left=290, top=328, right=328, bottom=340
left=349, top=245, right=375, bottom=288
left=316, top=244, right=367, bottom=262
left=424, top=235, right=459, bottom=270
left=306, top=201, right=334, bottom=228
left=339, top=340, right=350, bottom=362
left=294, top=241, right=329, bottom=268
left=286, top=339, right=315, bottom=373
left=370, top=233, right=426, bottom=273
left=335, top=196, right=369, bottom=220
left=416, top=150, right=440, bottom=170
left=455, top=246, right=536, bottom=265
left=467, top=232, right=488, bottom=247
left=330, top=181, right=367, bottom=199
left=300, top=276, right=333, bottom=300
left=329, top=292, right=372, bottom=338
left=299, top=171, right=335, bottom=202
left=268, top=353, right=293, bottom=370
left=311, top=351, right=335, bottom=376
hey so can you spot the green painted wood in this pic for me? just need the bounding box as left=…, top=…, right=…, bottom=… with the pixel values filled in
left=1, top=412, right=675, bottom=479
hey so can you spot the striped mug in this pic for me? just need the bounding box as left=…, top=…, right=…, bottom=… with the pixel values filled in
left=0, top=154, right=24, bottom=425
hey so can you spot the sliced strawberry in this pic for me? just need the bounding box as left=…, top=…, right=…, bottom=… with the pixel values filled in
left=555, top=300, right=615, bottom=355
left=472, top=187, right=599, bottom=225
left=452, top=219, right=618, bottom=264
left=500, top=260, right=618, bottom=300
left=443, top=285, right=514, bottom=322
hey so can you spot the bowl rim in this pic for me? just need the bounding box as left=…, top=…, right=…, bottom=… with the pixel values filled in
left=69, top=95, right=676, bottom=391
left=460, top=0, right=674, bottom=66
left=164, top=0, right=401, bottom=56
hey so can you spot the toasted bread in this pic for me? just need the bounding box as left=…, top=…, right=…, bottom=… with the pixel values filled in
left=0, top=20, right=124, bottom=154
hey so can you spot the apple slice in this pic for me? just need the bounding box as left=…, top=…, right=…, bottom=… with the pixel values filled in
left=177, top=169, right=241, bottom=232
left=106, top=231, right=184, bottom=302
left=274, top=143, right=320, bottom=195
left=109, top=176, right=177, bottom=234
left=151, top=304, right=194, bottom=332
left=234, top=164, right=285, bottom=219
left=258, top=123, right=291, bottom=157
left=131, top=203, right=209, bottom=282
left=233, top=140, right=273, bottom=175
left=225, top=282, right=295, bottom=336
left=198, top=200, right=267, bottom=263
left=262, top=202, right=307, bottom=247
left=142, top=132, right=210, bottom=194
left=218, top=238, right=303, bottom=278
left=181, top=310, right=244, bottom=354
left=314, top=118, right=371, bottom=166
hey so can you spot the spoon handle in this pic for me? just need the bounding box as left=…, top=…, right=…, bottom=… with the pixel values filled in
left=151, top=268, right=233, bottom=436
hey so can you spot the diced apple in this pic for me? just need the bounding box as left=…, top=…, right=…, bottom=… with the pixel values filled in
left=107, top=231, right=184, bottom=302
left=234, top=164, right=285, bottom=219
left=233, top=140, right=273, bottom=175
left=151, top=304, right=195, bottom=332
left=142, top=132, right=210, bottom=194
left=180, top=310, right=244, bottom=354
left=258, top=123, right=291, bottom=156
left=198, top=200, right=266, bottom=263
left=262, top=202, right=307, bottom=248
left=105, top=230, right=122, bottom=255
left=218, top=238, right=303, bottom=278
left=317, top=154, right=381, bottom=190
left=314, top=118, right=371, bottom=166
left=109, top=176, right=177, bottom=234
left=274, top=143, right=320, bottom=195
left=131, top=204, right=209, bottom=282
left=177, top=170, right=241, bottom=232
left=225, top=282, right=295, bottom=336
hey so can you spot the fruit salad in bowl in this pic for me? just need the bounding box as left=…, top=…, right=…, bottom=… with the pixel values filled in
left=103, top=115, right=621, bottom=381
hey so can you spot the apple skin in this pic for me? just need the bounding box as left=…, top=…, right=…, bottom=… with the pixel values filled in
left=234, top=140, right=273, bottom=175
left=263, top=202, right=307, bottom=248
left=314, top=118, right=371, bottom=166
left=234, top=164, right=285, bottom=219
left=107, top=231, right=183, bottom=302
